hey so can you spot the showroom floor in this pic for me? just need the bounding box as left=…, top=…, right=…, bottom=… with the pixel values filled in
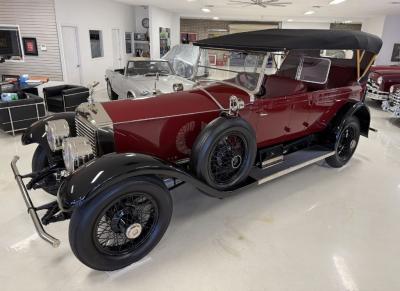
left=0, top=93, right=399, bottom=291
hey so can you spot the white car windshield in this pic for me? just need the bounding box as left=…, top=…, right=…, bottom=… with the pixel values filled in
left=195, top=49, right=265, bottom=92
left=126, top=61, right=173, bottom=76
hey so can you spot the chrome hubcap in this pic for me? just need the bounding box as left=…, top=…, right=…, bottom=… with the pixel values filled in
left=350, top=140, right=357, bottom=150
left=231, top=155, right=242, bottom=169
left=125, top=223, right=143, bottom=239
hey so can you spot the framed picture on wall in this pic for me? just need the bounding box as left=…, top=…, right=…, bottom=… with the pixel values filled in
left=391, top=43, right=400, bottom=62
left=22, top=37, right=38, bottom=56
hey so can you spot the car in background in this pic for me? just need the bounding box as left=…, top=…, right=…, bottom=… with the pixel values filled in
left=366, top=66, right=400, bottom=102
left=105, top=58, right=195, bottom=100
left=382, top=84, right=400, bottom=117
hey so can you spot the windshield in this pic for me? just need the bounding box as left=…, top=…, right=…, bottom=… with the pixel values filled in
left=195, top=49, right=266, bottom=92
left=126, top=61, right=173, bottom=76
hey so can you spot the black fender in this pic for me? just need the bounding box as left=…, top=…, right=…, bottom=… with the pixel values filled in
left=21, top=112, right=76, bottom=151
left=57, top=153, right=253, bottom=211
left=328, top=101, right=371, bottom=138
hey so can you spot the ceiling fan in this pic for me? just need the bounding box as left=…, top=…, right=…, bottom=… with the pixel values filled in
left=228, top=0, right=292, bottom=7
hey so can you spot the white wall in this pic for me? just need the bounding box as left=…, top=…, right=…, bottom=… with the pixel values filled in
left=362, top=16, right=386, bottom=38
left=281, top=22, right=331, bottom=30
left=148, top=6, right=180, bottom=59
left=134, top=6, right=149, bottom=34
left=376, top=16, right=400, bottom=65
left=54, top=0, right=136, bottom=88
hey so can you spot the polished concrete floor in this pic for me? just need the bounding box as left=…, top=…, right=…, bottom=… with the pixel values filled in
left=0, top=95, right=399, bottom=291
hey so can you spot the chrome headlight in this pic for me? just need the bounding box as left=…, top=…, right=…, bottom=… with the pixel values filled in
left=62, top=137, right=94, bottom=173
left=46, top=119, right=70, bottom=151
left=377, top=76, right=383, bottom=85
left=390, top=86, right=395, bottom=93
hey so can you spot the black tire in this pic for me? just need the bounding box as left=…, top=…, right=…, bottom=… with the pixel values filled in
left=68, top=176, right=172, bottom=271
left=326, top=116, right=360, bottom=168
left=107, top=80, right=118, bottom=100
left=32, top=145, right=59, bottom=195
left=191, top=117, right=257, bottom=191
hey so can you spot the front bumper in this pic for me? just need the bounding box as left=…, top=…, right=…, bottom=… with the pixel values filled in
left=366, top=81, right=388, bottom=101
left=11, top=156, right=60, bottom=247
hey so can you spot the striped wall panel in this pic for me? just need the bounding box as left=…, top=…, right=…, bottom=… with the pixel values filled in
left=0, top=0, right=63, bottom=81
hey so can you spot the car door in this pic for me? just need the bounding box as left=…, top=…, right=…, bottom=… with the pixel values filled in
left=285, top=92, right=312, bottom=139
left=252, top=95, right=291, bottom=148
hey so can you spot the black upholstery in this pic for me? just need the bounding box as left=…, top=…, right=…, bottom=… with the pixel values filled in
left=0, top=93, right=46, bottom=134
left=43, top=85, right=89, bottom=112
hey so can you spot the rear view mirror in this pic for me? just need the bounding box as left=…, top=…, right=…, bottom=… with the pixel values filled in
left=296, top=57, right=331, bottom=84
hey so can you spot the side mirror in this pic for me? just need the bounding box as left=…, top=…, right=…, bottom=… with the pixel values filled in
left=296, top=57, right=331, bottom=84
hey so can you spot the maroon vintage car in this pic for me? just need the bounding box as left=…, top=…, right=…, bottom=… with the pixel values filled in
left=366, top=65, right=400, bottom=101
left=11, top=29, right=382, bottom=271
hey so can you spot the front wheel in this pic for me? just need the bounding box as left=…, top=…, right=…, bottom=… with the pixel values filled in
left=68, top=176, right=172, bottom=271
left=107, top=81, right=118, bottom=100
left=326, top=116, right=360, bottom=168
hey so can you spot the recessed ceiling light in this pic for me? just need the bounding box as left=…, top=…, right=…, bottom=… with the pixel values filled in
left=213, top=16, right=220, bottom=20
left=202, top=7, right=211, bottom=13
left=287, top=19, right=294, bottom=22
left=343, top=20, right=352, bottom=23
left=329, top=0, right=346, bottom=5
left=304, top=10, right=315, bottom=15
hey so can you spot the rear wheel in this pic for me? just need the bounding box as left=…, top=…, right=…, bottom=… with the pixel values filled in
left=32, top=145, right=60, bottom=195
left=191, top=117, right=256, bottom=191
left=326, top=116, right=360, bottom=168
left=68, top=176, right=172, bottom=271
left=107, top=81, right=118, bottom=100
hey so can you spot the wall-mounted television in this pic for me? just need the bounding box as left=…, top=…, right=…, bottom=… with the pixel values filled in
left=0, top=25, right=23, bottom=62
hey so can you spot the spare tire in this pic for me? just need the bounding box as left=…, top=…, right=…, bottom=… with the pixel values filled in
left=191, top=117, right=257, bottom=191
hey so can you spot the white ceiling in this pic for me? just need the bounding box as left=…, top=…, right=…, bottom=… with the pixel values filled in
left=117, top=0, right=400, bottom=23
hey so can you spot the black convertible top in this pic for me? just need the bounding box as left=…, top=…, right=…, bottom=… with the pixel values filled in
left=194, top=29, right=382, bottom=54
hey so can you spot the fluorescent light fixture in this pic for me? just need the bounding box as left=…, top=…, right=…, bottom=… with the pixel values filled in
left=213, top=16, right=220, bottom=20
left=344, top=20, right=352, bottom=23
left=329, top=0, right=346, bottom=4
left=287, top=19, right=294, bottom=22
left=202, top=7, right=211, bottom=13
left=304, top=10, right=315, bottom=15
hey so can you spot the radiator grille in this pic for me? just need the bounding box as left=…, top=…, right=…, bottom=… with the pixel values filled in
left=75, top=116, right=97, bottom=156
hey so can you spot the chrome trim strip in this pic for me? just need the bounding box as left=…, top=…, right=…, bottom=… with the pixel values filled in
left=114, top=109, right=221, bottom=125
left=257, top=151, right=335, bottom=185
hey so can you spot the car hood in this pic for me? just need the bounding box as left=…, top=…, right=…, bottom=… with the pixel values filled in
left=128, top=75, right=195, bottom=96
left=370, top=70, right=400, bottom=80
left=100, top=82, right=251, bottom=124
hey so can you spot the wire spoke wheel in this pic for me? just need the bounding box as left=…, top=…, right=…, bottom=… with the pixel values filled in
left=93, top=193, right=159, bottom=256
left=208, top=132, right=248, bottom=186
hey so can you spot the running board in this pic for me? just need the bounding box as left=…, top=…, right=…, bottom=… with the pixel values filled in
left=249, top=146, right=335, bottom=185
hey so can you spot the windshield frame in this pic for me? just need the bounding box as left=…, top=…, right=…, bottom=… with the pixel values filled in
left=125, top=60, right=176, bottom=77
left=193, top=48, right=269, bottom=101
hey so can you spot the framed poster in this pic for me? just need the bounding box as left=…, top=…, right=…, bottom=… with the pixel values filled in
left=391, top=43, right=400, bottom=62
left=22, top=37, right=38, bottom=56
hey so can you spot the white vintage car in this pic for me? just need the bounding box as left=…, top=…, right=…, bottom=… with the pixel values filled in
left=105, top=58, right=196, bottom=100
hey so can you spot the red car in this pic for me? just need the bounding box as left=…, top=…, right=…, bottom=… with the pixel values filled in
left=12, top=29, right=382, bottom=271
left=366, top=65, right=400, bottom=101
